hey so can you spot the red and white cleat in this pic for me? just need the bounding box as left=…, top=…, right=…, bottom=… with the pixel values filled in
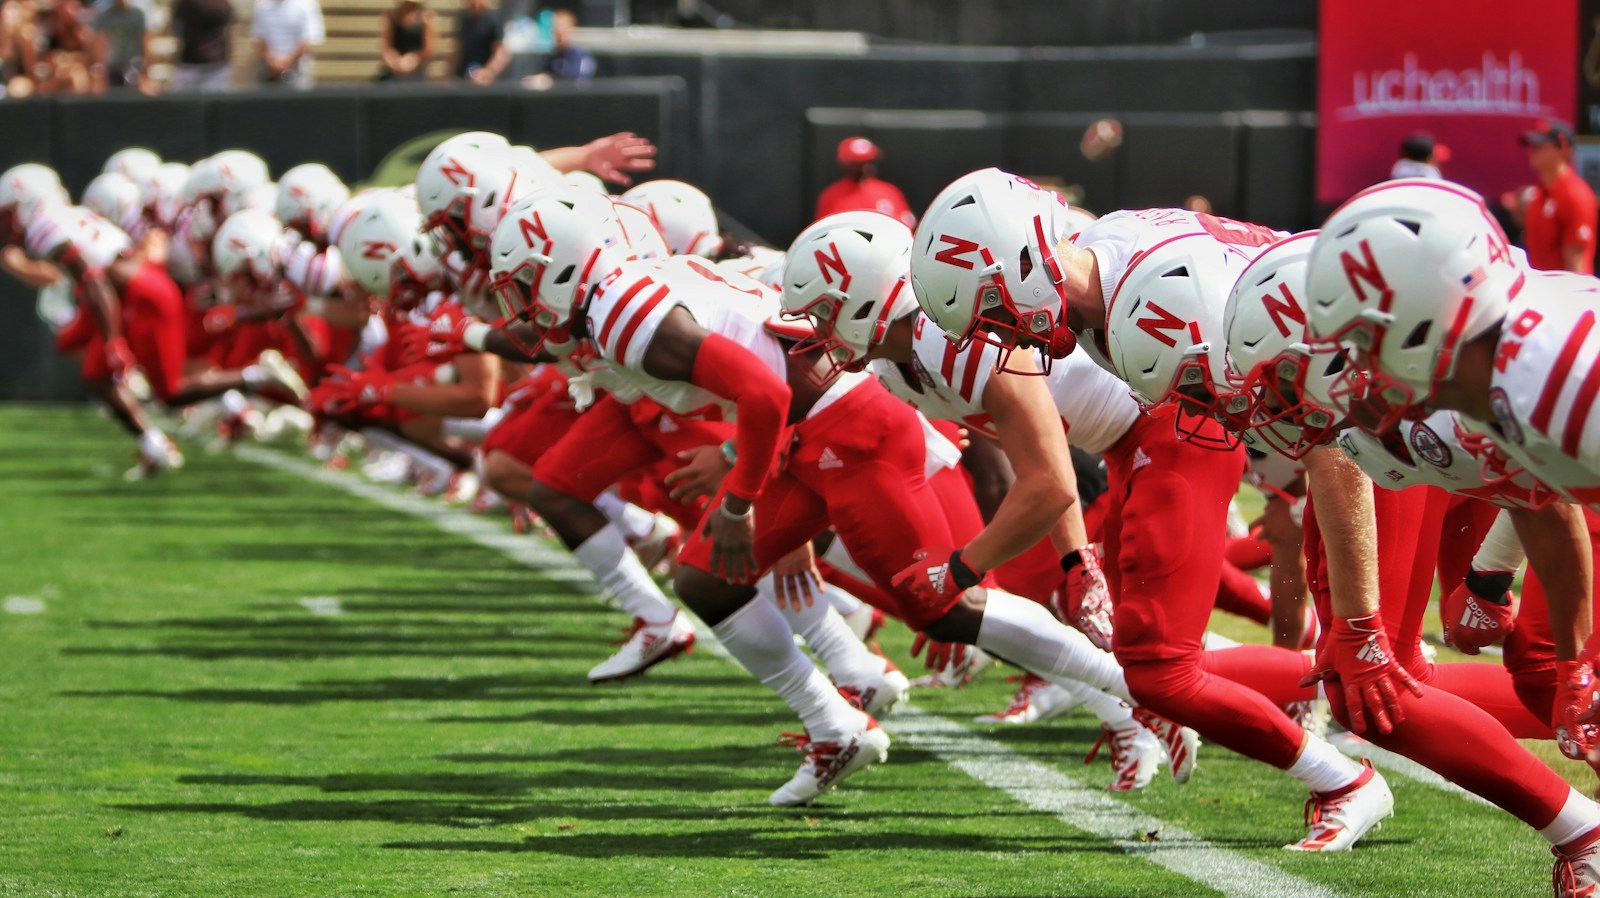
left=1086, top=720, right=1162, bottom=792
left=126, top=432, right=185, bottom=480
left=587, top=612, right=696, bottom=683
left=1133, top=708, right=1200, bottom=784
left=1285, top=761, right=1393, bottom=851
left=627, top=512, right=682, bottom=574
left=974, top=674, right=1082, bottom=725
left=1554, top=825, right=1600, bottom=898
left=837, top=663, right=911, bottom=719
left=768, top=721, right=891, bottom=807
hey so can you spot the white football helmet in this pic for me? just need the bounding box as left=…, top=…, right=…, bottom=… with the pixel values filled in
left=213, top=208, right=284, bottom=282
left=0, top=163, right=68, bottom=238
left=780, top=210, right=917, bottom=386
left=1223, top=231, right=1346, bottom=459
left=276, top=163, right=351, bottom=244
left=619, top=180, right=721, bottom=257
left=326, top=188, right=393, bottom=248
left=416, top=141, right=549, bottom=258
left=103, top=148, right=162, bottom=184
left=563, top=170, right=608, bottom=194
left=1305, top=178, right=1523, bottom=434
left=82, top=172, right=144, bottom=234
left=612, top=200, right=671, bottom=260
left=488, top=185, right=631, bottom=333
left=909, top=167, right=1079, bottom=370
left=336, top=189, right=426, bottom=298
left=141, top=162, right=190, bottom=229
left=1105, top=232, right=1253, bottom=445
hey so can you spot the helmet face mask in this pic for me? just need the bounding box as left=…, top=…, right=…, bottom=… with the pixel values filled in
left=488, top=186, right=627, bottom=350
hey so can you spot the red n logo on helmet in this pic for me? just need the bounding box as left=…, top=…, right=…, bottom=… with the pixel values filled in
left=518, top=213, right=550, bottom=252
left=439, top=157, right=475, bottom=188
left=1262, top=283, right=1305, bottom=338
left=814, top=242, right=852, bottom=292
left=1135, top=301, right=1193, bottom=349
left=934, top=235, right=980, bottom=270
left=1341, top=239, right=1393, bottom=308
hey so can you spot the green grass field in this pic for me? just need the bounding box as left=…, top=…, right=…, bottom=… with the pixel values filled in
left=0, top=405, right=1580, bottom=897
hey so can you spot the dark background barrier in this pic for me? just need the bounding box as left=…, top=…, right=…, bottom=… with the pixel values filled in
left=0, top=37, right=1319, bottom=400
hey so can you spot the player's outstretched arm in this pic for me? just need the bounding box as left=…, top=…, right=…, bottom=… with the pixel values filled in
left=1510, top=503, right=1593, bottom=662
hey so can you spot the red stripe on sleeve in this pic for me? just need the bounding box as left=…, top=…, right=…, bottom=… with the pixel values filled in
left=1564, top=343, right=1600, bottom=458
left=1532, top=310, right=1595, bottom=434
left=596, top=275, right=654, bottom=348
left=612, top=284, right=672, bottom=362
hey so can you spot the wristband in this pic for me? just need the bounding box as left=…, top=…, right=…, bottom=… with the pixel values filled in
left=720, top=440, right=737, bottom=467
left=433, top=363, right=458, bottom=385
left=718, top=500, right=753, bottom=521
left=1060, top=549, right=1084, bottom=574
left=1464, top=569, right=1515, bottom=604
left=950, top=549, right=984, bottom=590
left=463, top=320, right=492, bottom=352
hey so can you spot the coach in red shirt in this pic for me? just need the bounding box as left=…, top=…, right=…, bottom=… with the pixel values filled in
left=1519, top=119, right=1598, bottom=274
left=814, top=137, right=916, bottom=228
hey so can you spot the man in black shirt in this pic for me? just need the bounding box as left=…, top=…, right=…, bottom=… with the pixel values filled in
left=167, top=0, right=235, bottom=92
left=447, top=0, right=507, bottom=84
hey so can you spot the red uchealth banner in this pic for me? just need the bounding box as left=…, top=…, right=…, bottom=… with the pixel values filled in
left=1317, top=0, right=1577, bottom=207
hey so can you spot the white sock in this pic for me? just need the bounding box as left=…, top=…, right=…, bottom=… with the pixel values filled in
left=594, top=492, right=656, bottom=542
left=712, top=597, right=867, bottom=742
left=442, top=414, right=494, bottom=442
left=1065, top=682, right=1136, bottom=728
left=138, top=428, right=169, bottom=456
left=759, top=575, right=886, bottom=687
left=572, top=525, right=678, bottom=623
left=220, top=389, right=251, bottom=417
left=1287, top=733, right=1364, bottom=792
left=1541, top=789, right=1600, bottom=846
left=821, top=581, right=864, bottom=616
left=241, top=364, right=267, bottom=388
left=977, top=589, right=1131, bottom=702
left=359, top=427, right=455, bottom=480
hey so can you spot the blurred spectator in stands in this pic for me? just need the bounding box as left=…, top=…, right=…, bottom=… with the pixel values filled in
left=377, top=0, right=433, bottom=81
left=167, top=0, right=232, bottom=93
left=447, top=0, right=507, bottom=85
left=37, top=0, right=96, bottom=93
left=522, top=7, right=592, bottom=89
left=252, top=0, right=322, bottom=88
left=1518, top=119, right=1597, bottom=274
left=1, top=0, right=40, bottom=96
left=1184, top=194, right=1212, bottom=214
left=1391, top=131, right=1449, bottom=180
left=94, top=0, right=148, bottom=89
left=815, top=136, right=916, bottom=228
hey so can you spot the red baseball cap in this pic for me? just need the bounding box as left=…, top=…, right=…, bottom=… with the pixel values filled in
left=837, top=137, right=880, bottom=165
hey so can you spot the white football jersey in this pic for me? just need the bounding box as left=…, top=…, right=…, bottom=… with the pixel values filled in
left=24, top=205, right=130, bottom=269
left=583, top=255, right=786, bottom=416
left=1073, top=208, right=1287, bottom=374
left=1456, top=270, right=1600, bottom=511
left=871, top=311, right=1140, bottom=453
left=1335, top=409, right=1548, bottom=511
left=284, top=239, right=343, bottom=300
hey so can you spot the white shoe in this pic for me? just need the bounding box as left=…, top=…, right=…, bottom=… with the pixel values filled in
left=587, top=612, right=696, bottom=683
left=1284, top=762, right=1393, bottom=851
left=910, top=646, right=994, bottom=689
left=1134, top=709, right=1200, bottom=784
left=256, top=405, right=314, bottom=443
left=768, top=721, right=890, bottom=807
left=362, top=451, right=413, bottom=484
left=126, top=434, right=184, bottom=480
left=1285, top=698, right=1332, bottom=740
left=1089, top=721, right=1162, bottom=792
left=973, top=674, right=1082, bottom=724
left=1553, top=825, right=1600, bottom=898
left=840, top=605, right=885, bottom=642
left=838, top=664, right=911, bottom=719
left=627, top=512, right=682, bottom=574
left=255, top=349, right=309, bottom=401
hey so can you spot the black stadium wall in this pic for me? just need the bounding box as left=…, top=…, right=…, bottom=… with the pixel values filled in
left=0, top=40, right=1317, bottom=400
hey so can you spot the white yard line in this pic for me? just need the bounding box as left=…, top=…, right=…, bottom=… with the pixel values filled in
left=3, top=596, right=45, bottom=614
left=238, top=445, right=1341, bottom=898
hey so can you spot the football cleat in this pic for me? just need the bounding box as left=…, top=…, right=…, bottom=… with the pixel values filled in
left=973, top=674, right=1083, bottom=724
left=125, top=434, right=185, bottom=481
left=910, top=645, right=995, bottom=689
left=768, top=721, right=890, bottom=807
left=587, top=612, right=696, bottom=683
left=1134, top=708, right=1200, bottom=784
left=1285, top=761, right=1393, bottom=851
left=1554, top=824, right=1600, bottom=898
left=1086, top=720, right=1162, bottom=792
left=362, top=451, right=413, bottom=484
left=627, top=512, right=682, bottom=574
left=255, top=349, right=310, bottom=401
left=1285, top=698, right=1332, bottom=740
left=838, top=663, right=911, bottom=719
left=841, top=605, right=886, bottom=642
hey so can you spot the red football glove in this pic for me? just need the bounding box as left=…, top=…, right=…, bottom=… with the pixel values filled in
left=1556, top=660, right=1600, bottom=760
left=345, top=370, right=395, bottom=408
left=202, top=305, right=240, bottom=336
left=306, top=381, right=348, bottom=417
left=910, top=632, right=967, bottom=673
left=1052, top=544, right=1114, bottom=651
left=104, top=336, right=136, bottom=377
left=1305, top=613, right=1421, bottom=735
left=892, top=546, right=984, bottom=614
left=1440, top=569, right=1516, bottom=655
left=419, top=315, right=478, bottom=362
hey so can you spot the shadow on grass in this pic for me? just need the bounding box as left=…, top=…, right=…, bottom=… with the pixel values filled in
left=381, top=829, right=1124, bottom=860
